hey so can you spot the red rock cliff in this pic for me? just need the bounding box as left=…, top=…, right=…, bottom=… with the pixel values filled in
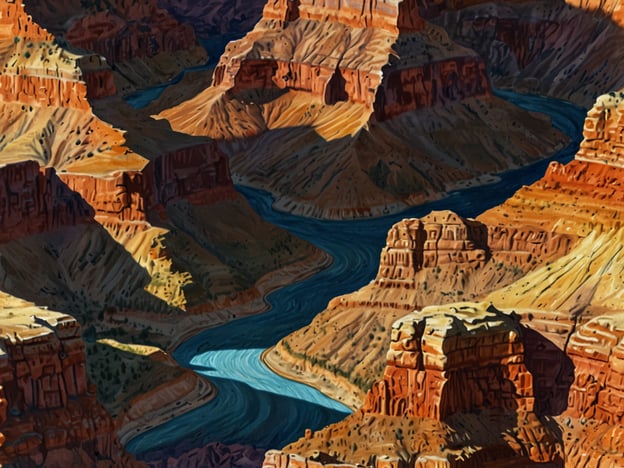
left=0, top=309, right=139, bottom=466
left=60, top=141, right=235, bottom=224
left=363, top=303, right=535, bottom=420
left=0, top=161, right=93, bottom=244
left=211, top=0, right=490, bottom=119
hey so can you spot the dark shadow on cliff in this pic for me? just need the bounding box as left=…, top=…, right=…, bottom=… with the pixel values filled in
left=440, top=307, right=571, bottom=465
left=428, top=0, right=624, bottom=108
left=0, top=169, right=178, bottom=331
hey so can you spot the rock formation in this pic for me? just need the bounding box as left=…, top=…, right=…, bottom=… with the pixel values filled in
left=433, top=0, right=624, bottom=107
left=265, top=207, right=575, bottom=407
left=159, top=0, right=566, bottom=219
left=0, top=303, right=139, bottom=466
left=266, top=85, right=624, bottom=466
left=0, top=0, right=326, bottom=460
left=25, top=0, right=207, bottom=93
left=265, top=303, right=565, bottom=467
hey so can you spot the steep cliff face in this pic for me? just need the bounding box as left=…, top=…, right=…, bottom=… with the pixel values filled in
left=266, top=303, right=564, bottom=467
left=433, top=1, right=624, bottom=107
left=25, top=0, right=207, bottom=94
left=0, top=305, right=139, bottom=466
left=159, top=0, right=566, bottom=219
left=0, top=161, right=93, bottom=242
left=265, top=207, right=576, bottom=406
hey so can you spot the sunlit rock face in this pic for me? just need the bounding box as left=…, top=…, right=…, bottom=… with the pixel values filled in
left=160, top=0, right=566, bottom=220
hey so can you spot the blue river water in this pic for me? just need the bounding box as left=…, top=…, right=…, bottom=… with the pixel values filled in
left=125, top=90, right=586, bottom=457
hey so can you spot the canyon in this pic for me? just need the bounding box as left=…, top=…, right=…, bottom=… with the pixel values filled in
left=262, top=87, right=624, bottom=466
left=158, top=0, right=568, bottom=219
left=1, top=0, right=624, bottom=466
left=0, top=0, right=328, bottom=465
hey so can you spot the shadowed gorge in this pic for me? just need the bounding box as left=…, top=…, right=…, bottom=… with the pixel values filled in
left=0, top=0, right=624, bottom=467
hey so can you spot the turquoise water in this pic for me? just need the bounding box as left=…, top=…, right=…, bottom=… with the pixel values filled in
left=125, top=90, right=586, bottom=457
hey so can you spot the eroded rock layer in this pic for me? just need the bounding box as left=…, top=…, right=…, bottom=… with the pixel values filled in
left=433, top=1, right=624, bottom=107
left=363, top=303, right=534, bottom=420
left=160, top=0, right=566, bottom=219
left=0, top=305, right=138, bottom=466
left=25, top=0, right=207, bottom=93
left=265, top=303, right=564, bottom=467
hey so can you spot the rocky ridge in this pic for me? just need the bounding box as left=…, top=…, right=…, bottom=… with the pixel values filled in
left=27, top=0, right=208, bottom=94
left=0, top=301, right=140, bottom=466
left=159, top=0, right=566, bottom=219
left=264, top=87, right=624, bottom=466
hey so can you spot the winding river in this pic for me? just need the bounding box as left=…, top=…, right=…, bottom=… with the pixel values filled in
left=125, top=90, right=586, bottom=457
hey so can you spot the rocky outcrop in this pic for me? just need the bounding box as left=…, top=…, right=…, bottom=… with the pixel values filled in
left=25, top=0, right=208, bottom=95
left=64, top=8, right=198, bottom=66
left=0, top=161, right=93, bottom=243
left=363, top=303, right=535, bottom=420
left=480, top=89, right=624, bottom=238
left=157, top=0, right=266, bottom=36
left=377, top=211, right=488, bottom=286
left=433, top=1, right=624, bottom=107
left=60, top=142, right=234, bottom=224
left=268, top=303, right=565, bottom=467
left=566, top=314, right=624, bottom=425
left=161, top=0, right=567, bottom=219
left=0, top=308, right=138, bottom=466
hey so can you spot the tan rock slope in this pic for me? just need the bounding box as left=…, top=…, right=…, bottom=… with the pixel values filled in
left=0, top=0, right=327, bottom=456
left=158, top=0, right=566, bottom=219
left=264, top=89, right=624, bottom=466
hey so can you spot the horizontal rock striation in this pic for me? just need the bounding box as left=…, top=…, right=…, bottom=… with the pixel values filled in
left=566, top=314, right=624, bottom=425
left=0, top=161, right=93, bottom=243
left=363, top=303, right=534, bottom=420
left=0, top=309, right=137, bottom=466
left=433, top=1, right=624, bottom=106
left=64, top=8, right=199, bottom=66
left=60, top=142, right=234, bottom=224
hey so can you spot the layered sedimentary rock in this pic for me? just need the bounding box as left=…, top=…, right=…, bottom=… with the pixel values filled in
left=160, top=0, right=565, bottom=219
left=363, top=303, right=534, bottom=420
left=0, top=0, right=328, bottom=460
left=26, top=0, right=207, bottom=93
left=433, top=1, right=624, bottom=107
left=266, top=303, right=564, bottom=467
left=0, top=304, right=138, bottom=466
left=265, top=207, right=575, bottom=407
left=0, top=161, right=93, bottom=242
left=266, top=84, right=624, bottom=466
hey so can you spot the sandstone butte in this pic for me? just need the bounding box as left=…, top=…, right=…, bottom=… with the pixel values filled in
left=262, top=89, right=624, bottom=465
left=157, top=0, right=573, bottom=220
left=0, top=299, right=140, bottom=466
left=0, top=0, right=328, bottom=464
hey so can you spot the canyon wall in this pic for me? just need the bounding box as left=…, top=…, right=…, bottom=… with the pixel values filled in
left=163, top=7, right=564, bottom=220
left=433, top=1, right=624, bottom=106
left=0, top=161, right=93, bottom=243
left=60, top=142, right=234, bottom=224
left=0, top=309, right=138, bottom=466
left=363, top=303, right=535, bottom=420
